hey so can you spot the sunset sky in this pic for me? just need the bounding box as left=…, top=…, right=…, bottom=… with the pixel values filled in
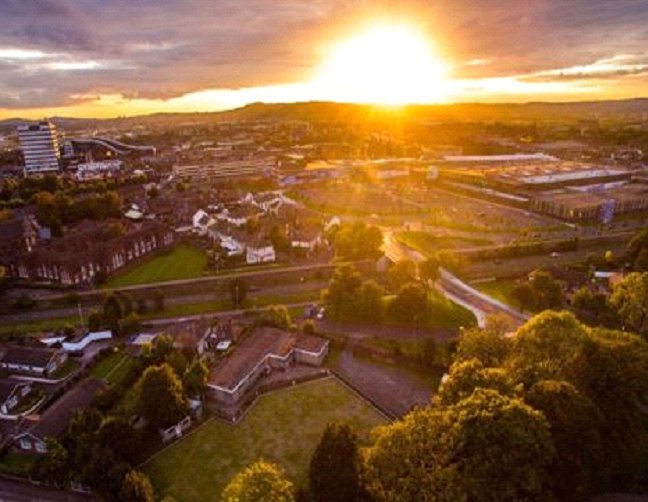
left=1, top=0, right=648, bottom=119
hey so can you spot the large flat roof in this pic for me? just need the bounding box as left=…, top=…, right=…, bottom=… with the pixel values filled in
left=208, top=327, right=328, bottom=391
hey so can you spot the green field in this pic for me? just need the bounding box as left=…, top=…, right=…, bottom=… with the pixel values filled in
left=396, top=231, right=491, bottom=257
left=473, top=278, right=522, bottom=309
left=145, top=378, right=387, bottom=501
left=106, top=244, right=207, bottom=288
left=91, top=350, right=136, bottom=385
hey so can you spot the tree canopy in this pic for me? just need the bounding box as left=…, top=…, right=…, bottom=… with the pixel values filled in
left=222, top=460, right=294, bottom=502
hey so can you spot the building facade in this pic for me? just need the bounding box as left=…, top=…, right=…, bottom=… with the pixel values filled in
left=18, top=121, right=61, bottom=175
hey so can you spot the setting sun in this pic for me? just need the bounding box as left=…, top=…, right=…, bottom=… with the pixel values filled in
left=312, top=25, right=450, bottom=106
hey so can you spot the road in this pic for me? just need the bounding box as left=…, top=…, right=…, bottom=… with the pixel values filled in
left=0, top=478, right=92, bottom=502
left=0, top=282, right=326, bottom=326
left=437, top=268, right=529, bottom=328
left=143, top=301, right=315, bottom=326
left=27, top=260, right=371, bottom=302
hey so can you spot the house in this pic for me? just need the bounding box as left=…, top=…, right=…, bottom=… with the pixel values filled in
left=0, top=347, right=68, bottom=377
left=207, top=327, right=329, bottom=406
left=0, top=380, right=33, bottom=415
left=62, top=330, right=112, bottom=353
left=192, top=209, right=214, bottom=234
left=246, top=241, right=276, bottom=264
left=290, top=223, right=323, bottom=253
left=4, top=220, right=175, bottom=285
left=14, top=378, right=106, bottom=454
left=163, top=320, right=212, bottom=356
left=0, top=213, right=38, bottom=278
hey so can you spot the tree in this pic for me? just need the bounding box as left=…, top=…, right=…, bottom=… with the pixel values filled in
left=626, top=228, right=648, bottom=269
left=364, top=389, right=554, bottom=502
left=387, top=259, right=417, bottom=291
left=508, top=310, right=590, bottom=386
left=455, top=324, right=512, bottom=368
left=34, top=190, right=58, bottom=227
left=31, top=438, right=70, bottom=487
left=512, top=282, right=537, bottom=311
left=355, top=280, right=384, bottom=321
left=183, top=358, right=209, bottom=398
left=137, top=363, right=188, bottom=428
left=81, top=445, right=130, bottom=500
left=309, top=423, right=364, bottom=502
left=229, top=278, right=249, bottom=307
left=436, top=358, right=515, bottom=406
left=122, top=312, right=141, bottom=336
left=571, top=286, right=619, bottom=328
left=87, top=309, right=103, bottom=331
left=528, top=270, right=564, bottom=310
left=331, top=222, right=382, bottom=260
left=153, top=289, right=165, bottom=312
left=148, top=334, right=174, bottom=364
left=269, top=224, right=290, bottom=252
left=258, top=305, right=292, bottom=329
left=222, top=460, right=294, bottom=502
left=323, top=264, right=362, bottom=320
left=609, top=272, right=648, bottom=336
left=524, top=380, right=603, bottom=500
left=418, top=257, right=440, bottom=284
left=97, top=416, right=139, bottom=464
left=389, top=282, right=429, bottom=325
left=120, top=470, right=155, bottom=502
left=435, top=249, right=464, bottom=274
left=102, top=293, right=124, bottom=335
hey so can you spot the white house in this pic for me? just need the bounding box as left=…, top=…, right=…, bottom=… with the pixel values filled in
left=246, top=244, right=276, bottom=264
left=192, top=209, right=214, bottom=234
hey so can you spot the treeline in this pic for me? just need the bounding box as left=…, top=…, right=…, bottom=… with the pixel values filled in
left=34, top=190, right=122, bottom=235
left=322, top=262, right=475, bottom=329
left=0, top=172, right=145, bottom=210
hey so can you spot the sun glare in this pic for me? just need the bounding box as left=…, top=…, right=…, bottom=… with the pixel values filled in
left=312, top=25, right=450, bottom=106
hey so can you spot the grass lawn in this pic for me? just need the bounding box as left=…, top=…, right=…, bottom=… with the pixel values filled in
left=50, top=358, right=80, bottom=379
left=379, top=291, right=477, bottom=330
left=0, top=316, right=79, bottom=338
left=106, top=244, right=207, bottom=288
left=91, top=350, right=136, bottom=385
left=145, top=378, right=387, bottom=501
left=473, top=278, right=521, bottom=309
left=0, top=452, right=35, bottom=476
left=396, top=231, right=491, bottom=257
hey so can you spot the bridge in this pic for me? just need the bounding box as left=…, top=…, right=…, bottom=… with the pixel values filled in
left=70, top=137, right=156, bottom=155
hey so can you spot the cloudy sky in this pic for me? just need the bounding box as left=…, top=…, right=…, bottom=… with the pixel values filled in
left=1, top=0, right=648, bottom=118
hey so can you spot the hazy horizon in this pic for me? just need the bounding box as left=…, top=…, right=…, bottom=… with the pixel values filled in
left=2, top=1, right=648, bottom=119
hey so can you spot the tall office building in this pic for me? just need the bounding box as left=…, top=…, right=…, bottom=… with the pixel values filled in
left=17, top=121, right=61, bottom=175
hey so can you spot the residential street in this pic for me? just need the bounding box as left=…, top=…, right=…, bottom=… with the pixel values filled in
left=0, top=478, right=92, bottom=502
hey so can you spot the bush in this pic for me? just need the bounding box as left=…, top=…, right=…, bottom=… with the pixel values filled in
left=302, top=320, right=316, bottom=335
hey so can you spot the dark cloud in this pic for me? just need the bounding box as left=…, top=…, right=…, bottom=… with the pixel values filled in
left=0, top=0, right=647, bottom=110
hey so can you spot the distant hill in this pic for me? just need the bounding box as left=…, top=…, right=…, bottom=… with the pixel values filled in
left=2, top=98, right=648, bottom=133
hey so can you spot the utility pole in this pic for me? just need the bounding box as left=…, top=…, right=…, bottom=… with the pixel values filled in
left=77, top=303, right=85, bottom=331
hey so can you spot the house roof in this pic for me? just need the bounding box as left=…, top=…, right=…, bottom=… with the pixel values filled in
left=0, top=346, right=59, bottom=368
left=25, top=377, right=106, bottom=440
left=208, top=327, right=328, bottom=391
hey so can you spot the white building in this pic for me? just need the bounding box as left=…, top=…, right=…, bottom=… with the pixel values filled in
left=18, top=121, right=61, bottom=175
left=75, top=159, right=122, bottom=180
left=246, top=244, right=276, bottom=264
